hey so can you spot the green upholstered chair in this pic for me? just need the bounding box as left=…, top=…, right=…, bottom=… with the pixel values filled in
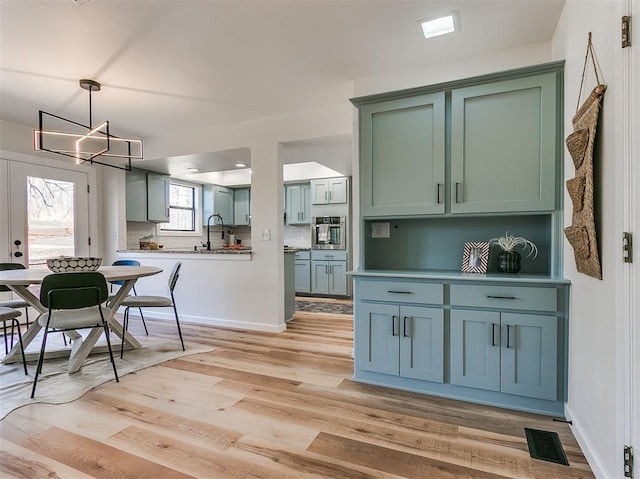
left=120, top=262, right=184, bottom=358
left=32, top=272, right=119, bottom=398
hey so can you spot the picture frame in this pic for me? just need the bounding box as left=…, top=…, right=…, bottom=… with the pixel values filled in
left=461, top=241, right=489, bottom=274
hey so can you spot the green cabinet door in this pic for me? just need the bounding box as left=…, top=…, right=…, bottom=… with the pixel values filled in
left=234, top=188, right=250, bottom=226
left=126, top=168, right=147, bottom=222
left=501, top=313, right=558, bottom=401
left=357, top=302, right=400, bottom=375
left=328, top=260, right=348, bottom=296
left=311, top=260, right=347, bottom=295
left=361, top=93, right=445, bottom=217
left=286, top=184, right=311, bottom=224
left=215, top=186, right=234, bottom=226
left=450, top=72, right=559, bottom=213
left=399, top=305, right=444, bottom=383
left=451, top=309, right=558, bottom=400
left=294, top=259, right=311, bottom=293
left=450, top=310, right=501, bottom=392
left=203, top=185, right=234, bottom=226
left=146, top=173, right=170, bottom=222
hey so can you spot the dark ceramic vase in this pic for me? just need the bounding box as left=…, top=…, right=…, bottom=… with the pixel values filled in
left=497, top=250, right=521, bottom=273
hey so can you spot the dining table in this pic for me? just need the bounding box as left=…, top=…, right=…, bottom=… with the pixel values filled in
left=0, top=265, right=162, bottom=373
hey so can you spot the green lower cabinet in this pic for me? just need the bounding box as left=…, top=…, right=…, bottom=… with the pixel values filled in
left=450, top=309, right=558, bottom=401
left=311, top=260, right=348, bottom=295
left=358, top=302, right=444, bottom=383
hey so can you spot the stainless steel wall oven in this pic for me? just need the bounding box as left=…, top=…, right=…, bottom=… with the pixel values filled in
left=311, top=216, right=346, bottom=249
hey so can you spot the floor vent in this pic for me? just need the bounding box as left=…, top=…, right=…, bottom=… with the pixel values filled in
left=524, top=428, right=569, bottom=466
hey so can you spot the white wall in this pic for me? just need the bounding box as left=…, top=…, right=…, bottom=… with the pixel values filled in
left=552, top=2, right=626, bottom=477
left=139, top=104, right=353, bottom=331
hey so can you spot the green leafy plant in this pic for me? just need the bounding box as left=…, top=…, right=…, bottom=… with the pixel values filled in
left=488, top=232, right=538, bottom=258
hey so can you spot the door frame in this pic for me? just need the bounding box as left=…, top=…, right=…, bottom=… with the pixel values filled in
left=620, top=0, right=638, bottom=470
left=0, top=149, right=99, bottom=263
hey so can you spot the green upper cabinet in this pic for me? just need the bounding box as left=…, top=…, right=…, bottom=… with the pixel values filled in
left=361, top=93, right=445, bottom=217
left=450, top=73, right=558, bottom=213
left=146, top=173, right=170, bottom=222
left=126, top=168, right=169, bottom=223
left=234, top=187, right=250, bottom=226
left=202, top=184, right=234, bottom=226
left=286, top=183, right=311, bottom=225
left=310, top=177, right=349, bottom=205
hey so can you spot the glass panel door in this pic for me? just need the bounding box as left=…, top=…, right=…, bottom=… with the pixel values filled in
left=8, top=162, right=89, bottom=269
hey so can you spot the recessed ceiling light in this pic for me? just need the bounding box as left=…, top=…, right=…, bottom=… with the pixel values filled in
left=235, top=163, right=247, bottom=168
left=187, top=167, right=200, bottom=172
left=419, top=11, right=459, bottom=39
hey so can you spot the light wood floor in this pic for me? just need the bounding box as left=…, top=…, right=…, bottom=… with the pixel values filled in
left=0, top=311, right=594, bottom=479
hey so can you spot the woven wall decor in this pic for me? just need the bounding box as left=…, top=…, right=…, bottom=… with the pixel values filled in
left=564, top=33, right=606, bottom=279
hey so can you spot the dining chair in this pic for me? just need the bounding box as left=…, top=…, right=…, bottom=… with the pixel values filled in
left=31, top=271, right=119, bottom=398
left=108, top=259, right=148, bottom=335
left=120, top=262, right=184, bottom=358
left=0, top=263, right=30, bottom=354
left=0, top=307, right=28, bottom=375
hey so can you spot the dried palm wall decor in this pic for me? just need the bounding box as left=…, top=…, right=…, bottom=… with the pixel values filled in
left=564, top=33, right=606, bottom=279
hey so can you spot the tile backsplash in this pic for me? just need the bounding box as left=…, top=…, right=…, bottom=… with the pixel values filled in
left=126, top=222, right=251, bottom=250
left=284, top=224, right=311, bottom=248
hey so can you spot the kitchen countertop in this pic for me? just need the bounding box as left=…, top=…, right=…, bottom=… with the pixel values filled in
left=118, top=246, right=302, bottom=255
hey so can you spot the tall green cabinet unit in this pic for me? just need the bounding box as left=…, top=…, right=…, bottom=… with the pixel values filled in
left=351, top=62, right=569, bottom=417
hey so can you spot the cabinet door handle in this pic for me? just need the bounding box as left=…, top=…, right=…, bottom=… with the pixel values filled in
left=491, top=323, right=498, bottom=346
left=325, top=265, right=328, bottom=274
left=487, top=295, right=517, bottom=300
left=403, top=316, right=411, bottom=337
left=392, top=315, right=399, bottom=336
left=325, top=191, right=328, bottom=201
left=455, top=182, right=462, bottom=203
left=506, top=324, right=513, bottom=348
left=387, top=290, right=413, bottom=294
left=436, top=183, right=443, bottom=204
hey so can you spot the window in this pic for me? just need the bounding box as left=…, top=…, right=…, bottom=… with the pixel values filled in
left=158, top=182, right=201, bottom=235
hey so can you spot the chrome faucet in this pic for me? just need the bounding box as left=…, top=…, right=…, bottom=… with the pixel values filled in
left=206, top=214, right=224, bottom=250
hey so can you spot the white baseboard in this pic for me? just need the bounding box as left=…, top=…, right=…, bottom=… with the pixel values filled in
left=564, top=403, right=608, bottom=479
left=122, top=308, right=287, bottom=334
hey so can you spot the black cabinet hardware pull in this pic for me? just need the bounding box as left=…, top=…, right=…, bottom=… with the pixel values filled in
left=436, top=183, right=443, bottom=204
left=491, top=323, right=497, bottom=346
left=487, top=295, right=517, bottom=300
left=506, top=325, right=513, bottom=348
left=387, top=290, right=413, bottom=294
left=403, top=316, right=411, bottom=337
left=455, top=182, right=462, bottom=203
left=392, top=316, right=399, bottom=336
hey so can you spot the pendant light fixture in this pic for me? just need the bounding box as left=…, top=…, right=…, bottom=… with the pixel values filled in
left=33, top=79, right=142, bottom=171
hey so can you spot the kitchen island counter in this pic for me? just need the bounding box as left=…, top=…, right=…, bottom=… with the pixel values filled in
left=116, top=248, right=295, bottom=331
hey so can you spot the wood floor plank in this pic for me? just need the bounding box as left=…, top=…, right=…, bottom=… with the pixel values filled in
left=0, top=313, right=594, bottom=479
left=0, top=439, right=95, bottom=479
left=15, top=426, right=194, bottom=479
left=82, top=392, right=243, bottom=452
left=308, top=431, right=513, bottom=479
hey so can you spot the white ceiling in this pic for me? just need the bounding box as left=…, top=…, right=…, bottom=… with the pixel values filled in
left=0, top=0, right=565, bottom=178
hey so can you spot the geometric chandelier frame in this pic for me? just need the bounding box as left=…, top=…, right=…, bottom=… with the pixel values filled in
left=33, top=79, right=142, bottom=171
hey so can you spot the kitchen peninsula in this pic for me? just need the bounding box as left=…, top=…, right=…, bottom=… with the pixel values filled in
left=116, top=247, right=296, bottom=328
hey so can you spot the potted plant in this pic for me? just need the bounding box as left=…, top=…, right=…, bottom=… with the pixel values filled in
left=488, top=232, right=538, bottom=273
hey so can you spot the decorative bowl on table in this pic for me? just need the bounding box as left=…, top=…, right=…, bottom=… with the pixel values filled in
left=46, top=257, right=102, bottom=272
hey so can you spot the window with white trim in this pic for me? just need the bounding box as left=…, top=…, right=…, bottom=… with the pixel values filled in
left=158, top=181, right=202, bottom=236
